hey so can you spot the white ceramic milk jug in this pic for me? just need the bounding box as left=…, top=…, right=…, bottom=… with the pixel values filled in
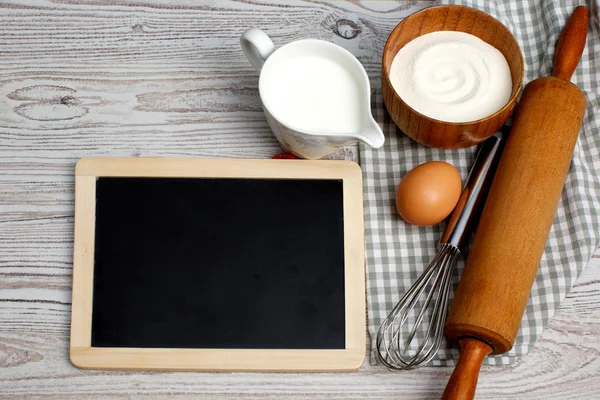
left=241, top=28, right=385, bottom=159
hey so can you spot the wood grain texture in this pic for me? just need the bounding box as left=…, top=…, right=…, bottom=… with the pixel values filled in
left=552, top=5, right=589, bottom=81
left=1, top=0, right=599, bottom=398
left=446, top=77, right=588, bottom=352
left=381, top=5, right=524, bottom=149
left=444, top=9, right=589, bottom=394
left=442, top=339, right=492, bottom=400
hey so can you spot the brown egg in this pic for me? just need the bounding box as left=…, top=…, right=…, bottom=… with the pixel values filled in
left=396, top=161, right=462, bottom=226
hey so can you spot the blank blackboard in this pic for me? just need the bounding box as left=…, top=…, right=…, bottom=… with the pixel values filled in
left=70, top=158, right=365, bottom=371
left=92, top=177, right=345, bottom=350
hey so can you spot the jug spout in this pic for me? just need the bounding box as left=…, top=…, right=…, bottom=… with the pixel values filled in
left=357, top=117, right=385, bottom=149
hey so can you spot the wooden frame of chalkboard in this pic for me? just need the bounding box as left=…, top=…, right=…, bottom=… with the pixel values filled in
left=70, top=158, right=365, bottom=371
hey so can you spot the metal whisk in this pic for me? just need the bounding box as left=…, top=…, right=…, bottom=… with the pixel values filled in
left=376, top=131, right=505, bottom=370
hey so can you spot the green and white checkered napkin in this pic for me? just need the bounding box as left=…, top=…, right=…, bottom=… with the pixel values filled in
left=361, top=0, right=600, bottom=366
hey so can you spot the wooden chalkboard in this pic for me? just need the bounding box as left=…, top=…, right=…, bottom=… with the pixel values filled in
left=70, top=158, right=365, bottom=371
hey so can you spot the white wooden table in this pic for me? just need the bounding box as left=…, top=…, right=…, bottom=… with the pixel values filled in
left=1, top=1, right=599, bottom=398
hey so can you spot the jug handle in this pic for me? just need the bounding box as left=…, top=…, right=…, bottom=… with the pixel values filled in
left=240, top=28, right=275, bottom=72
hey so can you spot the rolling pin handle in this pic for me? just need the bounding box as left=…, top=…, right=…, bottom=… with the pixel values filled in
left=442, top=338, right=492, bottom=400
left=552, top=6, right=589, bottom=81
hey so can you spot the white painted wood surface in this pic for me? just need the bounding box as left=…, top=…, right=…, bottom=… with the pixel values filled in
left=1, top=1, right=599, bottom=398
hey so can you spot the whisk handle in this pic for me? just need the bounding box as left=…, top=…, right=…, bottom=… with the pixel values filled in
left=441, top=338, right=492, bottom=400
left=441, top=131, right=505, bottom=251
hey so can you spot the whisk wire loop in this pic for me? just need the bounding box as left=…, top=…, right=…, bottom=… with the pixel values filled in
left=376, top=243, right=461, bottom=370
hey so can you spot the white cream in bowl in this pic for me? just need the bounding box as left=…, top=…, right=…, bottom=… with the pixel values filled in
left=389, top=31, right=512, bottom=123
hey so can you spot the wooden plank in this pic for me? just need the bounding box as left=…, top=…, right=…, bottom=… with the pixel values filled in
left=69, top=175, right=95, bottom=349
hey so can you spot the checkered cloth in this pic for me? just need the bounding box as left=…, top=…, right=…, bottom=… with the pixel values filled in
left=361, top=0, right=600, bottom=366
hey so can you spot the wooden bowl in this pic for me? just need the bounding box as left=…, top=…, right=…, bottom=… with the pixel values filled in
left=382, top=5, right=524, bottom=149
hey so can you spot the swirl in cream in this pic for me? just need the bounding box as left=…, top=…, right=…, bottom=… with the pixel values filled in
left=389, top=31, right=512, bottom=123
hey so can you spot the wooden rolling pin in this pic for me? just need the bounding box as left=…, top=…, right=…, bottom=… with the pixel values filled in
left=442, top=6, right=589, bottom=400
